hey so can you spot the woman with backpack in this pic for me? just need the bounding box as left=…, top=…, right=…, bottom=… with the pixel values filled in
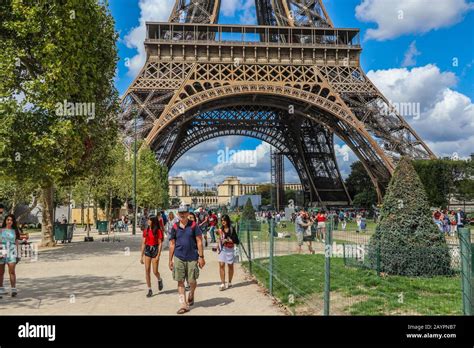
left=216, top=214, right=239, bottom=291
left=140, top=215, right=165, bottom=297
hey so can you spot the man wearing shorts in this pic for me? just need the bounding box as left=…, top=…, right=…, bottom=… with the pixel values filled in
left=169, top=205, right=205, bottom=314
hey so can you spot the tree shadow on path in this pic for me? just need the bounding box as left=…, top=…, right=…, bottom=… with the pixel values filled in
left=0, top=274, right=141, bottom=310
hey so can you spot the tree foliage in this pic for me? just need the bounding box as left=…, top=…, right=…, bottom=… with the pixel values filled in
left=369, top=157, right=452, bottom=276
left=242, top=198, right=256, bottom=221
left=136, top=145, right=168, bottom=210
left=0, top=0, right=119, bottom=245
left=414, top=159, right=474, bottom=208
left=345, top=161, right=378, bottom=209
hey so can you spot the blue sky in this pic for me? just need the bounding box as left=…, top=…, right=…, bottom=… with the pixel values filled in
left=109, top=0, right=474, bottom=188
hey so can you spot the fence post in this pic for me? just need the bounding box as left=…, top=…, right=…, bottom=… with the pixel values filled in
left=269, top=218, right=275, bottom=296
left=343, top=243, right=346, bottom=266
left=459, top=227, right=472, bottom=315
left=376, top=245, right=381, bottom=276
left=324, top=215, right=332, bottom=316
left=247, top=223, right=252, bottom=275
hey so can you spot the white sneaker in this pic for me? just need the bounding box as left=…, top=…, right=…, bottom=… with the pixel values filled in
left=226, top=283, right=232, bottom=289
left=0, top=287, right=6, bottom=295
left=219, top=283, right=225, bottom=291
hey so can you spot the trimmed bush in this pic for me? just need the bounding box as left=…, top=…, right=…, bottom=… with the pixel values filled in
left=368, top=157, right=452, bottom=276
left=242, top=198, right=256, bottom=221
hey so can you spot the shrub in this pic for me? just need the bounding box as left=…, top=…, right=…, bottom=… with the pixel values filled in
left=368, top=157, right=452, bottom=276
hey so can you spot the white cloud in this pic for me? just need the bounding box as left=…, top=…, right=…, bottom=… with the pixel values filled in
left=355, top=0, right=474, bottom=40
left=402, top=41, right=421, bottom=67
left=367, top=64, right=474, bottom=158
left=367, top=64, right=457, bottom=109
left=220, top=0, right=256, bottom=24
left=171, top=136, right=360, bottom=187
left=170, top=140, right=278, bottom=187
left=124, top=0, right=175, bottom=77
left=334, top=143, right=357, bottom=179
left=220, top=0, right=243, bottom=16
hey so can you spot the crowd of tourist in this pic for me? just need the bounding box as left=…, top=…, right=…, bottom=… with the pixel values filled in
left=1, top=200, right=470, bottom=313
left=432, top=208, right=468, bottom=236
left=136, top=205, right=238, bottom=314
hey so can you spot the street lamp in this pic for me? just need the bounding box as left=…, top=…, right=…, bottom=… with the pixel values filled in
left=132, top=108, right=138, bottom=235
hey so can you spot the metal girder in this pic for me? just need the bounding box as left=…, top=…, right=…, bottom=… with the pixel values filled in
left=147, top=102, right=352, bottom=206
left=169, top=0, right=220, bottom=24
left=119, top=6, right=436, bottom=206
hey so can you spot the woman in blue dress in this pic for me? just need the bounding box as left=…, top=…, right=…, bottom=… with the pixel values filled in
left=0, top=214, right=20, bottom=297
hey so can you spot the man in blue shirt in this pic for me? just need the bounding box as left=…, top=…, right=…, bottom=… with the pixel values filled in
left=169, top=205, right=205, bottom=314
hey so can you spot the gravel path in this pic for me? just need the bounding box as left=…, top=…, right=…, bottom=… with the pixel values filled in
left=0, top=230, right=284, bottom=316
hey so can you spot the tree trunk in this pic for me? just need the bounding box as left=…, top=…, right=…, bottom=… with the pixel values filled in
left=93, top=199, right=98, bottom=225
left=10, top=190, right=17, bottom=214
left=40, top=183, right=56, bottom=247
left=81, top=203, right=84, bottom=226
left=108, top=191, right=113, bottom=233
left=86, top=193, right=91, bottom=237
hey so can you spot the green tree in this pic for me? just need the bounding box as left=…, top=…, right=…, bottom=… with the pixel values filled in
left=413, top=158, right=473, bottom=208
left=345, top=161, right=378, bottom=209
left=136, top=145, right=168, bottom=210
left=93, top=141, right=131, bottom=227
left=452, top=159, right=474, bottom=204
left=413, top=160, right=452, bottom=208
left=256, top=184, right=272, bottom=206
left=0, top=173, right=39, bottom=216
left=0, top=0, right=119, bottom=246
left=242, top=198, right=256, bottom=221
left=369, top=157, right=452, bottom=276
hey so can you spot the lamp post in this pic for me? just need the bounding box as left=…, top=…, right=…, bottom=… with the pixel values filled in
left=132, top=108, right=138, bottom=235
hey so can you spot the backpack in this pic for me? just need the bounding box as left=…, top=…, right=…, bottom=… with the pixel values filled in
left=172, top=221, right=200, bottom=245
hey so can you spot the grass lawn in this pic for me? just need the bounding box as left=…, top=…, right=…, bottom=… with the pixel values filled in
left=243, top=254, right=462, bottom=315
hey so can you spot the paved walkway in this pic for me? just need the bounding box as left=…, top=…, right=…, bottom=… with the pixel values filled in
left=0, top=230, right=285, bottom=315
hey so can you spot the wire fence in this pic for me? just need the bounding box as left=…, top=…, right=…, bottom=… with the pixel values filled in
left=237, top=217, right=473, bottom=316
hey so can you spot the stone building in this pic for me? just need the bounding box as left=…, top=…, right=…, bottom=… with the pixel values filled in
left=168, top=176, right=302, bottom=208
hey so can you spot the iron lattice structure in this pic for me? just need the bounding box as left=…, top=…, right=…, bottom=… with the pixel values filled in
left=120, top=0, right=435, bottom=207
left=271, top=149, right=285, bottom=211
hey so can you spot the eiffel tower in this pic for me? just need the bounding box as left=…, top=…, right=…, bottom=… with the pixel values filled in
left=120, top=0, right=435, bottom=207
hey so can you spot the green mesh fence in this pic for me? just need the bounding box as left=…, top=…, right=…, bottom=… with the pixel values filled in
left=329, top=227, right=464, bottom=315
left=237, top=216, right=470, bottom=316
left=238, top=217, right=333, bottom=315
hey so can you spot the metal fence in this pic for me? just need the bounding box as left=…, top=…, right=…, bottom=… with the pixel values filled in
left=237, top=218, right=473, bottom=316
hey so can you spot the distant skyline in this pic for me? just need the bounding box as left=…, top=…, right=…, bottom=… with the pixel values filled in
left=110, top=0, right=474, bottom=187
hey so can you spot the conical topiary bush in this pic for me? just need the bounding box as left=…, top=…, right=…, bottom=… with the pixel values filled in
left=242, top=197, right=256, bottom=221
left=368, top=157, right=452, bottom=276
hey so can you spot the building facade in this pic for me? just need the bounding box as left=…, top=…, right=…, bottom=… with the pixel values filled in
left=169, top=176, right=302, bottom=207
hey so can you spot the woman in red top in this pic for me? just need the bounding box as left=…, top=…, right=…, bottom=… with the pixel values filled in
left=316, top=210, right=327, bottom=242
left=140, top=215, right=164, bottom=297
